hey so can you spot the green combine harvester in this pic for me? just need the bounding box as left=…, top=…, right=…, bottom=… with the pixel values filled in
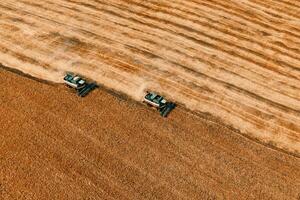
left=143, top=91, right=176, bottom=117
left=63, top=73, right=97, bottom=97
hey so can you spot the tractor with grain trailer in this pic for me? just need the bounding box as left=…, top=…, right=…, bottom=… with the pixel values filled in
left=63, top=72, right=97, bottom=97
left=143, top=91, right=176, bottom=117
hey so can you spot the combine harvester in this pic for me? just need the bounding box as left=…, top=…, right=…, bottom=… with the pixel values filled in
left=64, top=72, right=97, bottom=97
left=64, top=73, right=174, bottom=117
left=143, top=91, right=176, bottom=117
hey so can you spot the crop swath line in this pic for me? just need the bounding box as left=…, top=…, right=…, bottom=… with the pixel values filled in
left=2, top=0, right=300, bottom=115
left=9, top=0, right=300, bottom=88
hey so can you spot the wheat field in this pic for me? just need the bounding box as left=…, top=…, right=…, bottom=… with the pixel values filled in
left=0, top=0, right=300, bottom=154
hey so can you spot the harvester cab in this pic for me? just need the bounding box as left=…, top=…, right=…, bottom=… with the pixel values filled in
left=143, top=91, right=176, bottom=117
left=64, top=73, right=97, bottom=97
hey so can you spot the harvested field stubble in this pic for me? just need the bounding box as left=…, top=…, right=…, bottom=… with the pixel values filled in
left=0, top=1, right=299, bottom=156
left=0, top=67, right=300, bottom=199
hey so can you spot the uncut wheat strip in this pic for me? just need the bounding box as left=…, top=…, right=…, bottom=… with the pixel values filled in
left=91, top=117, right=229, bottom=198
left=4, top=89, right=175, bottom=200
left=60, top=126, right=188, bottom=199
left=13, top=105, right=120, bottom=199
left=47, top=92, right=201, bottom=200
left=0, top=105, right=112, bottom=199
